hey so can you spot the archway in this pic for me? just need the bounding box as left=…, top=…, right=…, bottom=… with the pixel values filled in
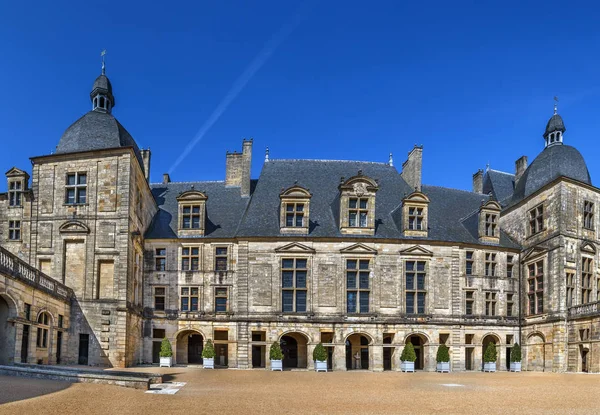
left=176, top=330, right=204, bottom=365
left=526, top=333, right=545, bottom=372
left=405, top=334, right=428, bottom=370
left=346, top=333, right=371, bottom=370
left=280, top=332, right=308, bottom=369
left=0, top=296, right=15, bottom=365
left=482, top=334, right=500, bottom=370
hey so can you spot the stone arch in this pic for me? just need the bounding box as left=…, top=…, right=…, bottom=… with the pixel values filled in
left=0, top=292, right=19, bottom=317
left=404, top=332, right=430, bottom=370
left=482, top=333, right=501, bottom=370
left=344, top=331, right=374, bottom=345
left=402, top=331, right=431, bottom=345
left=279, top=330, right=312, bottom=344
left=345, top=332, right=373, bottom=370
left=526, top=332, right=546, bottom=372
left=279, top=331, right=309, bottom=369
left=35, top=309, right=55, bottom=326
left=174, top=329, right=205, bottom=365
left=0, top=294, right=17, bottom=364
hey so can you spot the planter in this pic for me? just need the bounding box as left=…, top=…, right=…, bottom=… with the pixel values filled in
left=159, top=356, right=172, bottom=368
left=510, top=362, right=521, bottom=372
left=271, top=360, right=283, bottom=371
left=483, top=362, right=496, bottom=372
left=436, top=362, right=450, bottom=373
left=203, top=358, right=215, bottom=369
left=400, top=361, right=415, bottom=372
left=315, top=360, right=328, bottom=372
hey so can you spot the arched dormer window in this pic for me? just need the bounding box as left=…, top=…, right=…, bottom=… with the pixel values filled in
left=177, top=190, right=208, bottom=237
left=479, top=200, right=501, bottom=243
left=36, top=312, right=51, bottom=349
left=338, top=172, right=379, bottom=235
left=279, top=185, right=312, bottom=235
left=402, top=191, right=430, bottom=237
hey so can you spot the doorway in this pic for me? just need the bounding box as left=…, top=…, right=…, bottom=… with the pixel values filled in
left=252, top=345, right=265, bottom=368
left=188, top=334, right=204, bottom=364
left=581, top=349, right=588, bottom=373
left=346, top=333, right=370, bottom=370
left=0, top=296, right=15, bottom=365
left=21, top=325, right=30, bottom=363
left=465, top=347, right=474, bottom=370
left=56, top=331, right=63, bottom=364
left=152, top=341, right=161, bottom=364
left=406, top=335, right=426, bottom=370
left=78, top=334, right=89, bottom=365
left=280, top=333, right=308, bottom=369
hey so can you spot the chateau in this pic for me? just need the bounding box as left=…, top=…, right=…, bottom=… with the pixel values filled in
left=0, top=67, right=598, bottom=373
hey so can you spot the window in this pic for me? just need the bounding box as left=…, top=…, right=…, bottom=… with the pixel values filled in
left=582, top=257, right=593, bottom=304
left=465, top=291, right=474, bottom=315
left=155, top=248, right=166, bottom=271
left=154, top=287, right=166, bottom=311
left=58, top=315, right=63, bottom=328
left=180, top=287, right=199, bottom=311
left=485, top=292, right=497, bottom=316
left=406, top=261, right=426, bottom=314
left=408, top=207, right=424, bottom=230
left=8, top=181, right=22, bottom=207
left=24, top=303, right=31, bottom=320
left=528, top=204, right=544, bottom=235
left=465, top=251, right=474, bottom=275
left=566, top=273, right=575, bottom=307
left=485, top=213, right=497, bottom=237
left=153, top=329, right=166, bottom=339
left=506, top=255, right=514, bottom=278
left=348, top=198, right=369, bottom=228
left=282, top=258, right=307, bottom=313
left=65, top=173, right=87, bottom=204
left=485, top=253, right=497, bottom=277
left=285, top=202, right=305, bottom=227
left=8, top=220, right=21, bottom=240
left=583, top=201, right=594, bottom=230
left=181, top=205, right=201, bottom=229
left=527, top=261, right=544, bottom=315
left=346, top=259, right=370, bottom=313
left=506, top=294, right=514, bottom=317
left=215, top=287, right=228, bottom=313
left=215, top=247, right=228, bottom=271
left=181, top=247, right=200, bottom=271
left=36, top=312, right=50, bottom=348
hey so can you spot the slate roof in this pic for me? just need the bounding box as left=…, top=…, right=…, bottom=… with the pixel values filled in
left=544, top=113, right=566, bottom=137
left=482, top=169, right=515, bottom=204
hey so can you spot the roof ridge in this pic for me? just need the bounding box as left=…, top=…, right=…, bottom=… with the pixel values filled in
left=150, top=180, right=225, bottom=186
left=269, top=158, right=390, bottom=165
left=423, top=184, right=488, bottom=196
left=488, top=169, right=514, bottom=176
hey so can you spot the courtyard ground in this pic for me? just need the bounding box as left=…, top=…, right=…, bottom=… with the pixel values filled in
left=0, top=368, right=599, bottom=415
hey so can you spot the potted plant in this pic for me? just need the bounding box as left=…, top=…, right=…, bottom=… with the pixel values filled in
left=510, top=342, right=521, bottom=372
left=313, top=343, right=328, bottom=372
left=270, top=341, right=283, bottom=371
left=159, top=337, right=173, bottom=368
left=202, top=339, right=216, bottom=369
left=483, top=342, right=497, bottom=372
left=436, top=344, right=450, bottom=373
left=400, top=342, right=417, bottom=372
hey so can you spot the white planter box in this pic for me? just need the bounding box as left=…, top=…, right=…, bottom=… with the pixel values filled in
left=203, top=358, right=215, bottom=369
left=271, top=360, right=283, bottom=371
left=510, top=362, right=521, bottom=372
left=315, top=360, right=328, bottom=372
left=483, top=362, right=496, bottom=372
left=400, top=361, right=415, bottom=372
left=436, top=362, right=450, bottom=373
left=159, top=356, right=172, bottom=368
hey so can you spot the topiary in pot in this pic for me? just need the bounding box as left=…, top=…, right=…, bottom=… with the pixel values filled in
left=436, top=344, right=450, bottom=372
left=270, top=341, right=283, bottom=371
left=510, top=342, right=522, bottom=372
left=159, top=337, right=173, bottom=367
left=202, top=339, right=216, bottom=369
left=483, top=342, right=497, bottom=372
left=400, top=342, right=417, bottom=372
left=313, top=343, right=328, bottom=372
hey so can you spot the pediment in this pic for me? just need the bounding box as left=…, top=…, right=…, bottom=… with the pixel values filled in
left=280, top=185, right=311, bottom=198
left=480, top=200, right=501, bottom=211
left=522, top=247, right=547, bottom=262
left=581, top=241, right=597, bottom=254
left=339, top=173, right=379, bottom=193
left=5, top=167, right=29, bottom=178
left=399, top=245, right=434, bottom=256
left=59, top=221, right=90, bottom=234
left=176, top=190, right=207, bottom=201
left=403, top=191, right=430, bottom=204
left=275, top=242, right=316, bottom=254
left=340, top=243, right=378, bottom=255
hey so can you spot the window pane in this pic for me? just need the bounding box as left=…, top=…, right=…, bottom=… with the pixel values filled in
left=181, top=287, right=189, bottom=295
left=359, top=272, right=369, bottom=289
left=296, top=204, right=304, bottom=212
left=191, top=258, right=199, bottom=270
left=156, top=248, right=166, bottom=256
left=296, top=271, right=306, bottom=288
left=349, top=212, right=357, bottom=227
left=181, top=297, right=189, bottom=311
left=191, top=287, right=199, bottom=295
left=295, top=215, right=303, bottom=227
left=282, top=259, right=294, bottom=269
left=347, top=272, right=356, bottom=289
left=359, top=292, right=369, bottom=313
left=406, top=261, right=414, bottom=271
left=359, top=199, right=367, bottom=209
left=182, top=258, right=189, bottom=270
left=296, top=259, right=307, bottom=269
left=77, top=188, right=86, bottom=203
left=192, top=206, right=200, bottom=213
left=359, top=260, right=369, bottom=270
left=349, top=199, right=357, bottom=209
left=183, top=217, right=191, bottom=228
left=417, top=292, right=426, bottom=314
left=192, top=216, right=200, bottom=228
left=286, top=204, right=294, bottom=212
left=359, top=212, right=367, bottom=227
left=216, top=247, right=227, bottom=256
left=216, top=257, right=227, bottom=271
left=417, top=275, right=425, bottom=290
left=347, top=260, right=357, bottom=270
left=183, top=206, right=191, bottom=214
left=192, top=248, right=199, bottom=256
left=406, top=273, right=414, bottom=289
left=282, top=271, right=294, bottom=288
left=66, top=189, right=75, bottom=204
left=191, top=297, right=198, bottom=311
left=216, top=297, right=227, bottom=312
left=216, top=288, right=227, bottom=296
left=347, top=292, right=357, bottom=313
left=417, top=261, right=425, bottom=272
left=296, top=291, right=306, bottom=312
left=67, top=174, right=76, bottom=185
left=282, top=291, right=294, bottom=312
left=286, top=214, right=294, bottom=226
left=406, top=293, right=414, bottom=313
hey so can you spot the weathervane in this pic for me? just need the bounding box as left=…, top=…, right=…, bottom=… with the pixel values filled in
left=101, top=49, right=106, bottom=75
left=554, top=96, right=558, bottom=115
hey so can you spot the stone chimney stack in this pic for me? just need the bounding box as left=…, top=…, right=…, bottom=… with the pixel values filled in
left=472, top=169, right=484, bottom=193
left=515, top=156, right=528, bottom=183
left=140, top=148, right=151, bottom=182
left=226, top=138, right=253, bottom=197
left=162, top=173, right=171, bottom=184
left=401, top=145, right=423, bottom=191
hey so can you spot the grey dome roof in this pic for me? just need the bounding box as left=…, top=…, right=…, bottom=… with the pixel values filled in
left=55, top=110, right=144, bottom=172
left=512, top=144, right=590, bottom=203
left=544, top=113, right=566, bottom=138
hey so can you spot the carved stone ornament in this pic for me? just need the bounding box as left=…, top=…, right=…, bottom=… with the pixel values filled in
left=353, top=182, right=368, bottom=197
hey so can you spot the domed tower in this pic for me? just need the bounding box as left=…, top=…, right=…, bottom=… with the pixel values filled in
left=543, top=104, right=566, bottom=148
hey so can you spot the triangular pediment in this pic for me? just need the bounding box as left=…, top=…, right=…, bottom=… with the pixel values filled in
left=275, top=242, right=316, bottom=254
left=59, top=220, right=90, bottom=234
left=340, top=243, right=378, bottom=255
left=522, top=247, right=547, bottom=262
left=399, top=245, right=434, bottom=256
left=581, top=241, right=597, bottom=254
left=5, top=167, right=29, bottom=178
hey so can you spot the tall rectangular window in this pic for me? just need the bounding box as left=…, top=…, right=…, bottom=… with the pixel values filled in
left=8, top=220, right=21, bottom=240
left=346, top=259, right=370, bottom=313
left=566, top=272, right=575, bottom=307
left=8, top=181, right=22, bottom=207
left=348, top=198, right=368, bottom=228
left=406, top=260, right=426, bottom=314
left=285, top=202, right=305, bottom=227
left=485, top=253, right=497, bottom=277
left=465, top=251, right=474, bottom=275
left=528, top=204, right=544, bottom=235
left=582, top=257, right=593, bottom=304
left=24, top=303, right=31, bottom=320
left=154, top=287, right=166, bottom=311
left=465, top=291, right=474, bottom=315
left=181, top=247, right=200, bottom=271
left=485, top=213, right=497, bottom=237
left=506, top=255, right=514, bottom=278
left=181, top=205, right=201, bottom=229
left=485, top=292, right=497, bottom=316
left=408, top=207, right=424, bottom=230
left=282, top=258, right=307, bottom=313
left=215, top=287, right=228, bottom=313
left=527, top=261, right=544, bottom=315
left=506, top=293, right=514, bottom=317
left=155, top=248, right=166, bottom=271
left=215, top=247, right=228, bottom=271
left=180, top=287, right=199, bottom=311
left=65, top=173, right=87, bottom=204
left=583, top=201, right=594, bottom=230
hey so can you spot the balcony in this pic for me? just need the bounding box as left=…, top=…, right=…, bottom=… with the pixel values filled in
left=569, top=301, right=600, bottom=319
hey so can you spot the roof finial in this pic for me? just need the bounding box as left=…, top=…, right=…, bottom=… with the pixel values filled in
left=486, top=162, right=490, bottom=172
left=554, top=96, right=558, bottom=115
left=265, top=146, right=269, bottom=162
left=101, top=49, right=106, bottom=75
left=388, top=152, right=393, bottom=167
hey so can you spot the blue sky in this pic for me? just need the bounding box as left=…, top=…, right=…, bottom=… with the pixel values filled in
left=1, top=1, right=600, bottom=192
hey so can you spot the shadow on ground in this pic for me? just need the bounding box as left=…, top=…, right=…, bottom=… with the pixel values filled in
left=0, top=375, right=71, bottom=405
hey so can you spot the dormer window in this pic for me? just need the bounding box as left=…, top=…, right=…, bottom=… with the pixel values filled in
left=485, top=213, right=497, bottom=236
left=408, top=207, right=424, bottom=230
left=338, top=173, right=379, bottom=236
left=280, top=185, right=311, bottom=235
left=402, top=191, right=430, bottom=237
left=478, top=200, right=501, bottom=243
left=182, top=205, right=201, bottom=229
left=177, top=190, right=207, bottom=237
left=8, top=180, right=22, bottom=207
left=349, top=197, right=368, bottom=227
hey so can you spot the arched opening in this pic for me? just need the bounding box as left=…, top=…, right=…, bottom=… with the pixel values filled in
left=482, top=334, right=500, bottom=370
left=526, top=333, right=545, bottom=372
left=405, top=334, right=428, bottom=370
left=280, top=332, right=308, bottom=369
left=382, top=334, right=394, bottom=371
left=0, top=296, right=15, bottom=365
left=345, top=333, right=370, bottom=370
left=99, top=97, right=105, bottom=109
left=176, top=330, right=204, bottom=365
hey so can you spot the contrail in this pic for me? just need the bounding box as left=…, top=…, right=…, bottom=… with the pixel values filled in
left=168, top=10, right=306, bottom=174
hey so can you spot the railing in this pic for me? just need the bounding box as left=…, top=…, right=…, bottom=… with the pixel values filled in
left=0, top=246, right=73, bottom=301
left=568, top=301, right=600, bottom=318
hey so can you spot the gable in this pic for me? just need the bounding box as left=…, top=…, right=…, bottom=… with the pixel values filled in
left=340, top=243, right=378, bottom=255
left=581, top=241, right=597, bottom=254
left=176, top=190, right=208, bottom=201
left=5, top=167, right=29, bottom=178
left=274, top=242, right=316, bottom=254
left=522, top=247, right=547, bottom=262
left=59, top=220, right=90, bottom=234
left=399, top=245, right=434, bottom=256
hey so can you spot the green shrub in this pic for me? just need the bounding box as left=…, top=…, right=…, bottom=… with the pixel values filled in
left=400, top=342, right=417, bottom=362
left=436, top=344, right=450, bottom=363
left=510, top=343, right=522, bottom=363
left=484, top=342, right=497, bottom=363
left=202, top=339, right=216, bottom=359
left=313, top=343, right=328, bottom=362
left=269, top=341, right=283, bottom=360
left=159, top=338, right=172, bottom=358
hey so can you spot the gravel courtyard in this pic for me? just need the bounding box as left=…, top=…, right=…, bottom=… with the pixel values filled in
left=0, top=369, right=599, bottom=415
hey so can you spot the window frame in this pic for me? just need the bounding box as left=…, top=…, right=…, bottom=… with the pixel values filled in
left=8, top=180, right=23, bottom=207
left=154, top=286, right=166, bottom=311
left=465, top=290, right=474, bottom=315
left=8, top=220, right=21, bottom=240
left=528, top=204, right=544, bottom=236
left=527, top=260, right=544, bottom=315
left=155, top=248, right=167, bottom=271
left=180, top=286, right=199, bottom=312
left=465, top=251, right=474, bottom=275
left=348, top=197, right=369, bottom=228
left=566, top=272, right=575, bottom=307
left=65, top=172, right=87, bottom=205
left=484, top=291, right=497, bottom=316
left=582, top=257, right=593, bottom=304
left=284, top=202, right=305, bottom=228
left=214, top=246, right=229, bottom=272
left=405, top=260, right=427, bottom=314
left=506, top=293, right=514, bottom=317
left=181, top=246, right=200, bottom=271
left=485, top=213, right=498, bottom=237
left=484, top=252, right=497, bottom=277
left=281, top=258, right=308, bottom=313
left=215, top=287, right=229, bottom=313
left=36, top=312, right=50, bottom=349
left=506, top=255, right=514, bottom=278
left=408, top=206, right=424, bottom=230
left=180, top=204, right=202, bottom=229
left=345, top=258, right=371, bottom=314
left=583, top=200, right=595, bottom=230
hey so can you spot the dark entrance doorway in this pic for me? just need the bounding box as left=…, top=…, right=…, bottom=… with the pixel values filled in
left=188, top=334, right=204, bottom=364
left=346, top=334, right=370, bottom=370
left=0, top=296, right=13, bottom=365
left=152, top=341, right=161, bottom=364
left=252, top=345, right=265, bottom=368
left=21, top=325, right=30, bottom=363
left=326, top=346, right=334, bottom=371
left=465, top=347, right=474, bottom=370
left=78, top=334, right=89, bottom=365
left=482, top=335, right=498, bottom=371
left=581, top=349, right=588, bottom=373
left=407, top=335, right=425, bottom=370
left=281, top=336, right=298, bottom=368
left=383, top=335, right=393, bottom=371
left=56, top=331, right=63, bottom=364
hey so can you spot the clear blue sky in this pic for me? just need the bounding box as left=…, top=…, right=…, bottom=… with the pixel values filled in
left=1, top=1, right=600, bottom=192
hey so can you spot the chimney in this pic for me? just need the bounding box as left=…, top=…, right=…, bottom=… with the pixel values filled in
left=140, top=148, right=151, bottom=182
left=515, top=156, right=528, bottom=183
left=401, top=145, right=423, bottom=191
left=472, top=169, right=484, bottom=193
left=162, top=173, right=171, bottom=184
left=226, top=138, right=253, bottom=197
